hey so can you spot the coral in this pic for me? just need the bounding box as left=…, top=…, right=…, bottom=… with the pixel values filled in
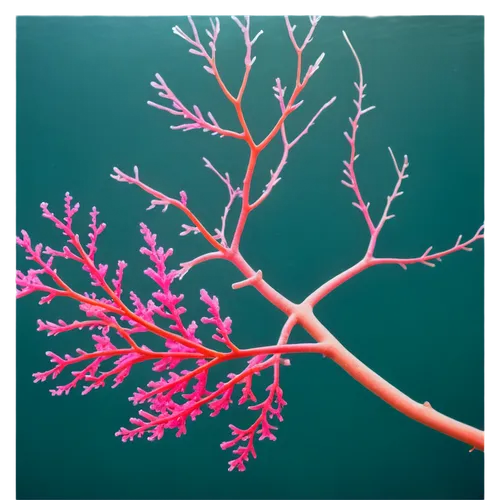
left=17, top=16, right=484, bottom=471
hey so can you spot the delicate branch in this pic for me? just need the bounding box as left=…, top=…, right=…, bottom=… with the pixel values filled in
left=341, top=31, right=376, bottom=234
left=304, top=223, right=485, bottom=307
left=254, top=17, right=325, bottom=153
left=172, top=16, right=220, bottom=73
left=231, top=16, right=263, bottom=100
left=373, top=225, right=485, bottom=270
left=202, top=157, right=242, bottom=248
left=172, top=15, right=260, bottom=109
left=364, top=148, right=410, bottom=258
left=200, top=289, right=237, bottom=351
left=36, top=319, right=108, bottom=337
left=171, top=16, right=235, bottom=104
left=148, top=73, right=244, bottom=139
left=251, top=78, right=335, bottom=209
left=284, top=16, right=323, bottom=82
left=177, top=251, right=225, bottom=280
left=111, top=166, right=227, bottom=253
left=378, top=148, right=410, bottom=230
left=171, top=15, right=259, bottom=143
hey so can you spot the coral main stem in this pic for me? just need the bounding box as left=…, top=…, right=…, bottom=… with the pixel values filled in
left=229, top=248, right=484, bottom=451
left=298, top=310, right=484, bottom=451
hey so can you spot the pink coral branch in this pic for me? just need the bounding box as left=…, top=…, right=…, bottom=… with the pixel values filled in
left=19, top=197, right=317, bottom=470
left=111, top=166, right=227, bottom=254
left=282, top=16, right=325, bottom=100
left=36, top=319, right=107, bottom=337
left=172, top=16, right=236, bottom=104
left=254, top=20, right=325, bottom=153
left=373, top=225, right=485, bottom=270
left=17, top=198, right=221, bottom=358
left=304, top=221, right=484, bottom=309
left=130, top=358, right=220, bottom=407
left=341, top=31, right=377, bottom=234
left=18, top=17, right=485, bottom=473
left=148, top=73, right=244, bottom=139
left=251, top=78, right=336, bottom=209
left=177, top=251, right=225, bottom=280
left=231, top=17, right=328, bottom=251
left=202, top=157, right=242, bottom=248
left=222, top=360, right=286, bottom=472
left=230, top=16, right=264, bottom=103
left=140, top=17, right=329, bottom=257
left=200, top=288, right=237, bottom=351
left=377, top=149, right=410, bottom=229
left=116, top=353, right=285, bottom=472
left=304, top=34, right=483, bottom=311
left=169, top=15, right=262, bottom=142
left=220, top=316, right=296, bottom=472
left=284, top=16, right=322, bottom=62
left=149, top=16, right=250, bottom=138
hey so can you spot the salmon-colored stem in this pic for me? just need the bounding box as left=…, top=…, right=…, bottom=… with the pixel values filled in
left=302, top=312, right=484, bottom=451
left=229, top=250, right=484, bottom=451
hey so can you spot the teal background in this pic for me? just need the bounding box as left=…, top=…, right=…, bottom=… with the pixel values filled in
left=16, top=16, right=484, bottom=500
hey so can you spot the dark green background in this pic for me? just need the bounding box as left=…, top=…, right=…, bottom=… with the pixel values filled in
left=17, top=16, right=484, bottom=500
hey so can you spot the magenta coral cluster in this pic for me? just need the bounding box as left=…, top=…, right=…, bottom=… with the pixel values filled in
left=18, top=192, right=292, bottom=472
